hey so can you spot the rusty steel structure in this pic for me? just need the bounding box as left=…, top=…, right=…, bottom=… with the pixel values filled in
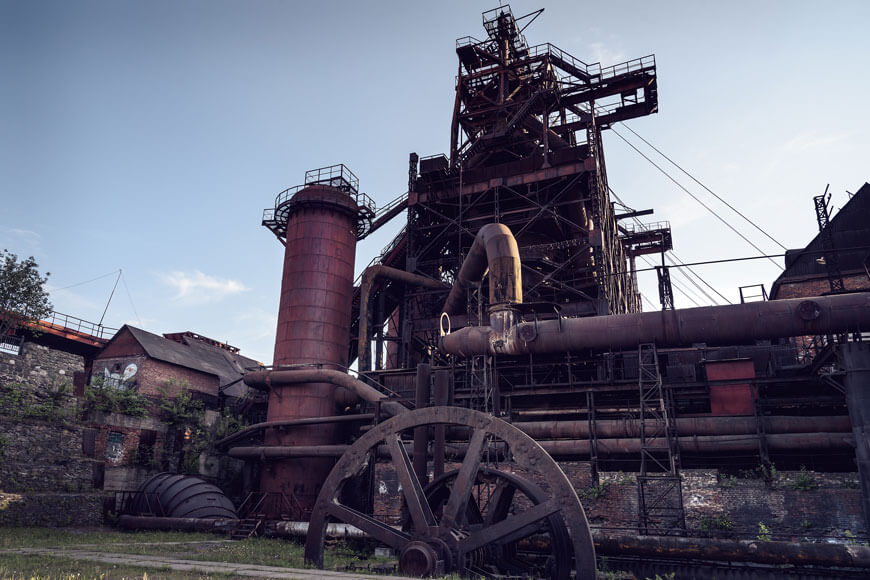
left=224, top=6, right=870, bottom=579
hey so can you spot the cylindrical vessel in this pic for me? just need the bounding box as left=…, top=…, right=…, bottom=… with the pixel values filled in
left=264, top=184, right=359, bottom=511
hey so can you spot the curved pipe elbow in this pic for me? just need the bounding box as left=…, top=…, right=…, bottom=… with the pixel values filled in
left=442, top=223, right=522, bottom=316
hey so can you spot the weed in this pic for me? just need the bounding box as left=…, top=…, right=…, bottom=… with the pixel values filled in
left=791, top=465, right=818, bottom=491
left=700, top=515, right=734, bottom=535
left=719, top=474, right=737, bottom=488
left=582, top=480, right=611, bottom=499
left=757, top=521, right=772, bottom=541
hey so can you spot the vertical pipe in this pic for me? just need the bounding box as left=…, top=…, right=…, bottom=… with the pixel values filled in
left=433, top=369, right=450, bottom=479
left=840, top=342, right=870, bottom=532
left=413, top=363, right=431, bottom=485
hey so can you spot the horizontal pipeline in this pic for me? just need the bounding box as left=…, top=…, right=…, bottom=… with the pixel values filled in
left=271, top=520, right=870, bottom=570
left=215, top=414, right=374, bottom=450
left=440, top=292, right=870, bottom=356
left=243, top=368, right=407, bottom=417
left=228, top=445, right=350, bottom=459
left=514, top=415, right=852, bottom=440
left=230, top=431, right=852, bottom=463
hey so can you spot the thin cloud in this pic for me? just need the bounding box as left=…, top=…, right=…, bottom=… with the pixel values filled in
left=783, top=130, right=847, bottom=153
left=586, top=41, right=625, bottom=66
left=0, top=227, right=43, bottom=255
left=161, top=270, right=248, bottom=302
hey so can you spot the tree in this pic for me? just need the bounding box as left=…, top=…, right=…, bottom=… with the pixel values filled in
left=0, top=249, right=52, bottom=340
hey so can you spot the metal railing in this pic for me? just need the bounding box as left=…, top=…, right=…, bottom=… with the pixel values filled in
left=620, top=221, right=671, bottom=235
left=32, top=310, right=118, bottom=341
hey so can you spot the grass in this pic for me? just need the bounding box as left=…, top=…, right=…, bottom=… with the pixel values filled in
left=0, top=527, right=396, bottom=579
left=0, top=528, right=215, bottom=549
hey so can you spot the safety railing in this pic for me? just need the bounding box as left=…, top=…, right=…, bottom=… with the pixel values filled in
left=31, top=310, right=118, bottom=341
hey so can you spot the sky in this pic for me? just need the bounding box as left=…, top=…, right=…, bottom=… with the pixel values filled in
left=1, top=1, right=868, bottom=364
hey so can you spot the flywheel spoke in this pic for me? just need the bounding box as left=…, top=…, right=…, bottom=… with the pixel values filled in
left=459, top=498, right=560, bottom=554
left=326, top=502, right=411, bottom=549
left=386, top=432, right=435, bottom=533
left=439, top=427, right=488, bottom=531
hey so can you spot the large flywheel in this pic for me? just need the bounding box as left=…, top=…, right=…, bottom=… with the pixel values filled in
left=304, top=406, right=596, bottom=579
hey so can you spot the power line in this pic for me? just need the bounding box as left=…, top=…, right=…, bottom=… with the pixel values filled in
left=618, top=123, right=788, bottom=251
left=609, top=126, right=784, bottom=271
left=610, top=187, right=726, bottom=305
left=53, top=269, right=120, bottom=291
left=665, top=252, right=731, bottom=304
left=120, top=270, right=143, bottom=328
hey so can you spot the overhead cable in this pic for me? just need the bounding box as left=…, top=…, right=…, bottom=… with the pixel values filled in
left=619, top=123, right=788, bottom=251
left=609, top=126, right=784, bottom=271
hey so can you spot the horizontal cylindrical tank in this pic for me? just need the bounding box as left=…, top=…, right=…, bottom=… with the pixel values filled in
left=127, top=473, right=236, bottom=519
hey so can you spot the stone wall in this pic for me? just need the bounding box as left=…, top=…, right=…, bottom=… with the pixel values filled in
left=0, top=340, right=105, bottom=526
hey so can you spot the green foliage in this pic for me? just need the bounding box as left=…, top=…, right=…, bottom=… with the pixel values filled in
left=700, top=515, right=734, bottom=534
left=0, top=433, right=8, bottom=459
left=0, top=250, right=52, bottom=340
left=214, top=408, right=246, bottom=439
left=757, top=521, right=772, bottom=541
left=581, top=480, right=610, bottom=499
left=844, top=529, right=858, bottom=545
left=0, top=380, right=73, bottom=422
left=791, top=465, right=818, bottom=491
left=719, top=474, right=737, bottom=488
left=157, top=380, right=208, bottom=475
left=645, top=574, right=676, bottom=580
left=84, top=377, right=150, bottom=418
left=157, top=380, right=205, bottom=427
left=801, top=519, right=813, bottom=529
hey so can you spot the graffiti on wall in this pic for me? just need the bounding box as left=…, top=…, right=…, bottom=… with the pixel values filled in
left=93, top=360, right=139, bottom=390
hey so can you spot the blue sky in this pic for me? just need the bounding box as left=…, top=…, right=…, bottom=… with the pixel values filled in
left=2, top=1, right=868, bottom=363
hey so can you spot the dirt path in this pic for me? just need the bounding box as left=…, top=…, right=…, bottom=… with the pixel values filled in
left=2, top=547, right=420, bottom=580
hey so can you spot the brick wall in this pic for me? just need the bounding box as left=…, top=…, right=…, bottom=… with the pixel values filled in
left=372, top=459, right=865, bottom=542
left=773, top=272, right=869, bottom=300
left=136, top=358, right=217, bottom=399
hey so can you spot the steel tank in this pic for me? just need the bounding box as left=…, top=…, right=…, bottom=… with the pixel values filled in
left=264, top=183, right=359, bottom=511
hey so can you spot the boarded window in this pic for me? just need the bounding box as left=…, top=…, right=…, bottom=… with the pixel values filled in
left=105, top=431, right=124, bottom=462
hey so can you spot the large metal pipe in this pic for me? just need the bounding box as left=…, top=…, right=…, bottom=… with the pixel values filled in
left=514, top=415, right=852, bottom=440
left=442, top=223, right=523, bottom=319
left=244, top=368, right=406, bottom=417
left=540, top=432, right=853, bottom=456
left=359, top=265, right=448, bottom=372
left=215, top=414, right=375, bottom=451
left=228, top=445, right=350, bottom=459
left=441, top=292, right=870, bottom=356
left=596, top=534, right=870, bottom=570
left=443, top=432, right=854, bottom=459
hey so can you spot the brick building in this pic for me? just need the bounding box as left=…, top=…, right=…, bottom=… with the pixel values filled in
left=88, top=326, right=264, bottom=490
left=771, top=182, right=870, bottom=300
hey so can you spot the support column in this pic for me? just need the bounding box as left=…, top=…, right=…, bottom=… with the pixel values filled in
left=840, top=342, right=870, bottom=532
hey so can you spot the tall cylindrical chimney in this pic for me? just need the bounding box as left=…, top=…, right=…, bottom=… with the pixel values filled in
left=259, top=166, right=366, bottom=512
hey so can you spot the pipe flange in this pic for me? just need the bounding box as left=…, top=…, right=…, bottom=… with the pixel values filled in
left=797, top=300, right=821, bottom=321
